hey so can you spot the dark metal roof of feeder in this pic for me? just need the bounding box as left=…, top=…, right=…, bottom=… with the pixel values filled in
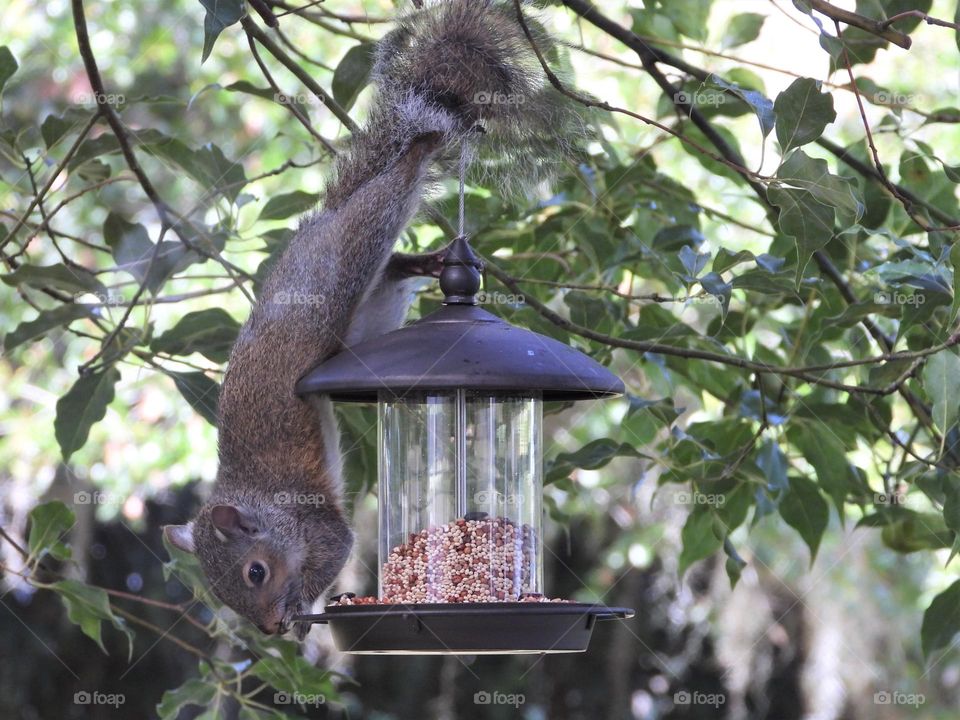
left=296, top=236, right=623, bottom=403
left=295, top=303, right=624, bottom=402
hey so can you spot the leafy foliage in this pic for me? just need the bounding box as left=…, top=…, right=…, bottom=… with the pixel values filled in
left=2, top=0, right=960, bottom=713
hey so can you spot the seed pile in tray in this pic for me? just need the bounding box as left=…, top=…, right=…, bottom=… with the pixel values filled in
left=382, top=516, right=535, bottom=603
left=326, top=516, right=569, bottom=606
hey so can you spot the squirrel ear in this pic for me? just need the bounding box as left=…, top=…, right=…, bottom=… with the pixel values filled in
left=164, top=523, right=196, bottom=554
left=210, top=505, right=259, bottom=540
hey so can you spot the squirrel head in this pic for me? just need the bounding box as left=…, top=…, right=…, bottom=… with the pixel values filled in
left=164, top=497, right=352, bottom=638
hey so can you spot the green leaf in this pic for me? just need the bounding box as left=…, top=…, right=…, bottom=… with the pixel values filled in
left=678, top=506, right=722, bottom=577
left=332, top=43, right=375, bottom=111
left=679, top=245, right=710, bottom=277
left=157, top=678, right=218, bottom=719
left=546, top=438, right=644, bottom=483
left=258, top=191, right=320, bottom=221
left=779, top=474, right=829, bottom=562
left=653, top=225, right=704, bottom=252
left=770, top=150, right=862, bottom=283
left=777, top=149, right=863, bottom=227
left=660, top=0, right=712, bottom=41
left=222, top=79, right=275, bottom=100
left=708, top=74, right=774, bottom=139
left=922, top=579, right=960, bottom=658
left=756, top=440, right=789, bottom=492
left=199, top=0, right=244, bottom=63
left=150, top=308, right=239, bottom=363
left=713, top=248, right=755, bottom=274
left=194, top=143, right=247, bottom=202
left=956, top=0, right=960, bottom=53
left=721, top=12, right=766, bottom=48
left=774, top=78, right=836, bottom=152
left=722, top=536, right=747, bottom=587
left=0, top=46, right=17, bottom=93
left=161, top=535, right=210, bottom=599
left=769, top=185, right=833, bottom=281
left=54, top=368, right=121, bottom=462
left=922, top=350, right=960, bottom=433
left=41, top=113, right=80, bottom=148
left=27, top=501, right=75, bottom=563
left=699, top=272, right=732, bottom=316
left=103, top=213, right=187, bottom=294
left=166, top=371, right=220, bottom=426
left=52, top=579, right=134, bottom=657
left=880, top=510, right=953, bottom=553
left=249, top=652, right=337, bottom=699
left=789, top=420, right=861, bottom=516
left=4, top=305, right=93, bottom=351
left=1, top=263, right=107, bottom=297
left=944, top=477, right=960, bottom=562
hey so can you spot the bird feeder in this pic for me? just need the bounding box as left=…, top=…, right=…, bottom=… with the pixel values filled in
left=294, top=236, right=634, bottom=653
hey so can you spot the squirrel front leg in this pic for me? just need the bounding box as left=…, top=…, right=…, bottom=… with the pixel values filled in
left=343, top=248, right=447, bottom=347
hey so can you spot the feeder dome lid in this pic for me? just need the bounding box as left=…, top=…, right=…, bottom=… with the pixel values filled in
left=296, top=303, right=624, bottom=403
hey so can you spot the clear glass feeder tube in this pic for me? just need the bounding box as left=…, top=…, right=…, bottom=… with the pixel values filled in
left=378, top=391, right=543, bottom=603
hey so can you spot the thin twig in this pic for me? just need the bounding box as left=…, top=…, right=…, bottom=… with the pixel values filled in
left=879, top=10, right=960, bottom=31
left=0, top=114, right=98, bottom=252
left=71, top=0, right=255, bottom=304
left=246, top=31, right=337, bottom=154
left=241, top=16, right=358, bottom=131
left=806, top=0, right=912, bottom=48
left=485, top=259, right=960, bottom=393
left=512, top=0, right=766, bottom=184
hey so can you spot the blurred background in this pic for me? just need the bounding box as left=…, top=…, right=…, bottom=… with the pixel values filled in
left=1, top=0, right=959, bottom=718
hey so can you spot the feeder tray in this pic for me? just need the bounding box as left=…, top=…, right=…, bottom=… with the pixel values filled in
left=295, top=602, right=634, bottom=654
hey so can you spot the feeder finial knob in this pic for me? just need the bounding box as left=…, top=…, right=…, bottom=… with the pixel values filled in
left=440, top=235, right=483, bottom=305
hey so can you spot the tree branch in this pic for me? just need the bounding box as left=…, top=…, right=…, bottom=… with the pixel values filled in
left=240, top=16, right=358, bottom=131
left=72, top=0, right=254, bottom=307
left=0, top=113, right=97, bottom=254
left=484, top=259, right=960, bottom=394
left=806, top=0, right=912, bottom=48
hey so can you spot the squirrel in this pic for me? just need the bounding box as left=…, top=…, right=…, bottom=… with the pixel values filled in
left=163, top=0, right=584, bottom=638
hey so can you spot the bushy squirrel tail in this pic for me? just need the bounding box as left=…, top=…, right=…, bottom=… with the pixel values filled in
left=326, top=0, right=588, bottom=208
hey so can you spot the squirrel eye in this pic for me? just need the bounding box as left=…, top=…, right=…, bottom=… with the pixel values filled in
left=246, top=562, right=267, bottom=586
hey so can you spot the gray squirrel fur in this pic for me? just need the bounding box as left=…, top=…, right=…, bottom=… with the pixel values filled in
left=163, top=0, right=584, bottom=638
